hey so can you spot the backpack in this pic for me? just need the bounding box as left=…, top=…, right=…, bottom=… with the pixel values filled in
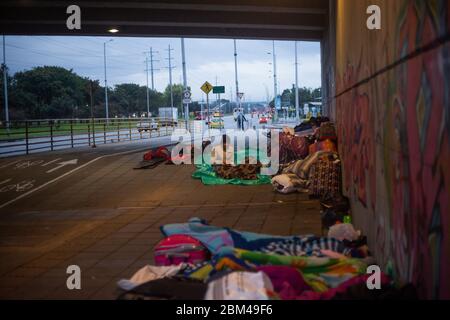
left=154, top=235, right=210, bottom=266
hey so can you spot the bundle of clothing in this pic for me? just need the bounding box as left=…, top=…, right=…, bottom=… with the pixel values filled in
left=294, top=116, right=330, bottom=133
left=213, top=156, right=262, bottom=180
left=116, top=218, right=416, bottom=300
left=278, top=131, right=310, bottom=165
left=276, top=121, right=337, bottom=168
left=271, top=151, right=341, bottom=196
left=134, top=146, right=174, bottom=169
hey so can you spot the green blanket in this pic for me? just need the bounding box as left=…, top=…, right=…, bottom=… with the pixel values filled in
left=192, top=148, right=272, bottom=186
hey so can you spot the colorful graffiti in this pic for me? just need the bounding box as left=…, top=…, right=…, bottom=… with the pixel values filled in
left=335, top=0, right=449, bottom=299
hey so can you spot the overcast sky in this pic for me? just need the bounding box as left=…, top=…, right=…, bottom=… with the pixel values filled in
left=2, top=36, right=321, bottom=102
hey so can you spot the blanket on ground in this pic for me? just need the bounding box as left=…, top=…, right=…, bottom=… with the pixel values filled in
left=160, top=218, right=367, bottom=257
left=181, top=247, right=368, bottom=291
left=192, top=149, right=272, bottom=186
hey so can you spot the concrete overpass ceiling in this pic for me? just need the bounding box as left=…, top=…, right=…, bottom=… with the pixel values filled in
left=0, top=0, right=327, bottom=40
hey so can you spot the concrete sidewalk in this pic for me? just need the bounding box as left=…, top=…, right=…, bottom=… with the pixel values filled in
left=0, top=151, right=321, bottom=299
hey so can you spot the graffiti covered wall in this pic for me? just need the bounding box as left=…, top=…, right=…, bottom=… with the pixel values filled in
left=335, top=0, right=449, bottom=299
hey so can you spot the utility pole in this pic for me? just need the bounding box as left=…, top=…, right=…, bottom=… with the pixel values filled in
left=103, top=39, right=113, bottom=121
left=148, top=47, right=159, bottom=91
left=215, top=76, right=218, bottom=107
left=233, top=39, right=240, bottom=109
left=294, top=41, right=300, bottom=121
left=89, top=80, right=96, bottom=148
left=144, top=48, right=159, bottom=117
left=2, top=35, right=9, bottom=129
left=144, top=55, right=150, bottom=118
left=181, top=38, right=189, bottom=126
left=272, top=40, right=278, bottom=122
left=165, top=45, right=175, bottom=109
left=201, top=94, right=204, bottom=121
left=230, top=86, right=233, bottom=112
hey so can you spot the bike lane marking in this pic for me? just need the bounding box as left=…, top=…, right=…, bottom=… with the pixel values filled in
left=41, top=158, right=62, bottom=167
left=0, top=146, right=152, bottom=209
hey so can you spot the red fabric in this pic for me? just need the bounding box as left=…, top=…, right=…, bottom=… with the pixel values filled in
left=260, top=266, right=391, bottom=300
left=257, top=266, right=311, bottom=300
left=309, top=139, right=337, bottom=154
left=298, top=273, right=391, bottom=300
left=154, top=146, right=171, bottom=160
left=154, top=234, right=210, bottom=266
left=143, top=146, right=171, bottom=161
left=279, top=133, right=309, bottom=164
left=143, top=151, right=153, bottom=161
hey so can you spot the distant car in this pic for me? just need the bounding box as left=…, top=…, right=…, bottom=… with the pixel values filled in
left=137, top=120, right=158, bottom=132
left=259, top=116, right=268, bottom=124
left=213, top=111, right=223, bottom=118
left=209, top=118, right=224, bottom=129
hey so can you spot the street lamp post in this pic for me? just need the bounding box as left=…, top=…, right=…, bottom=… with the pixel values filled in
left=295, top=41, right=300, bottom=122
left=268, top=41, right=278, bottom=122
left=181, top=38, right=189, bottom=128
left=233, top=39, right=239, bottom=109
left=89, top=80, right=96, bottom=148
left=103, top=39, right=113, bottom=121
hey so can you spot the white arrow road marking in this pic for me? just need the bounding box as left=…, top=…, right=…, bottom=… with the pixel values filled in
left=46, top=159, right=78, bottom=173
left=41, top=158, right=62, bottom=167
left=0, top=142, right=175, bottom=210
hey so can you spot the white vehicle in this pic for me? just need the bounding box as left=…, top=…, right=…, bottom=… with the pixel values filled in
left=137, top=120, right=158, bottom=132
left=159, top=107, right=178, bottom=126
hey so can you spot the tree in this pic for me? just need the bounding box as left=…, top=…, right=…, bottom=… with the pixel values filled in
left=289, top=86, right=321, bottom=106
left=163, top=84, right=186, bottom=112
left=3, top=65, right=172, bottom=120
left=109, top=83, right=144, bottom=117
left=8, top=66, right=90, bottom=119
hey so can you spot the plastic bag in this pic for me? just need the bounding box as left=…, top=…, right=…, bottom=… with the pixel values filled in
left=328, top=223, right=360, bottom=241
left=205, top=271, right=274, bottom=300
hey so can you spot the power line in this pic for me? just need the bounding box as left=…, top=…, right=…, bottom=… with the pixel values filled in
left=143, top=48, right=160, bottom=117
left=5, top=43, right=80, bottom=64
left=144, top=47, right=159, bottom=91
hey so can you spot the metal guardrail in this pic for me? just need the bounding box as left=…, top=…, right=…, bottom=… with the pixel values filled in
left=0, top=117, right=195, bottom=157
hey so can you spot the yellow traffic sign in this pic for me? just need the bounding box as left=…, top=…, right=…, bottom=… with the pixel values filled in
left=201, top=81, right=213, bottom=94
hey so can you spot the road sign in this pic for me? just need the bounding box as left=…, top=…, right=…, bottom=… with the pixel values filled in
left=238, top=92, right=244, bottom=100
left=275, top=95, right=281, bottom=110
left=213, top=86, right=225, bottom=94
left=183, top=90, right=191, bottom=104
left=183, top=90, right=191, bottom=99
left=201, top=81, right=213, bottom=94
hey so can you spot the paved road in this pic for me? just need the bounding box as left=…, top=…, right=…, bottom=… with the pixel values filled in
left=0, top=114, right=296, bottom=210
left=0, top=136, right=173, bottom=210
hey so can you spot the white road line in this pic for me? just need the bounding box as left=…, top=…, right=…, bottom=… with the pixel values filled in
left=41, top=158, right=62, bottom=167
left=0, top=159, right=22, bottom=169
left=0, top=178, right=12, bottom=185
left=46, top=159, right=78, bottom=173
left=0, top=146, right=153, bottom=210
